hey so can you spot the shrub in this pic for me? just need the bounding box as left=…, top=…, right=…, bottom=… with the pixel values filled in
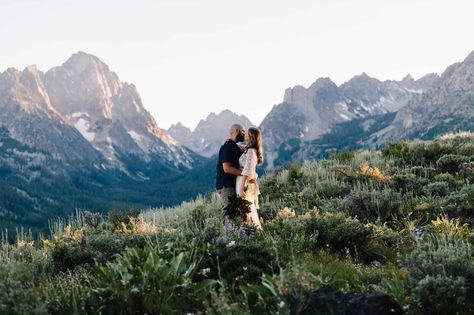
left=0, top=261, right=47, bottom=314
left=50, top=240, right=95, bottom=273
left=381, top=141, right=410, bottom=162
left=88, top=244, right=214, bottom=315
left=329, top=149, right=356, bottom=163
left=48, top=232, right=147, bottom=272
left=404, top=234, right=474, bottom=313
left=340, top=188, right=403, bottom=225
left=410, top=142, right=455, bottom=166
left=83, top=211, right=103, bottom=229
left=108, top=208, right=140, bottom=230
left=411, top=275, right=467, bottom=314
left=390, top=173, right=428, bottom=195
left=304, top=211, right=374, bottom=260
left=409, top=166, right=436, bottom=178
left=443, top=184, right=474, bottom=223
left=460, top=162, right=474, bottom=182
left=436, top=154, right=472, bottom=174
left=423, top=181, right=451, bottom=197
left=428, top=216, right=472, bottom=240
left=313, top=180, right=352, bottom=199
left=434, top=172, right=457, bottom=186
left=42, top=267, right=92, bottom=314
left=288, top=163, right=304, bottom=184
left=205, top=240, right=277, bottom=287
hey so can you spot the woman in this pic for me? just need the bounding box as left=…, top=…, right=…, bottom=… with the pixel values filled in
left=236, top=127, right=263, bottom=229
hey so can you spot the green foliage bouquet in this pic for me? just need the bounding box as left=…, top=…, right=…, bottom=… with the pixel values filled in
left=224, top=195, right=252, bottom=222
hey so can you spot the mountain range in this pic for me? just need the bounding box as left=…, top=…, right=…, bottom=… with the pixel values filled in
left=272, top=51, right=474, bottom=166
left=1, top=50, right=473, bottom=231
left=168, top=110, right=254, bottom=158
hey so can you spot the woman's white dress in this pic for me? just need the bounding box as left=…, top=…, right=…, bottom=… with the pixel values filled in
left=236, top=148, right=262, bottom=229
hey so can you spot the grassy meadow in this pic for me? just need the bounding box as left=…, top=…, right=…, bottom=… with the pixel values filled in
left=1, top=132, right=474, bottom=314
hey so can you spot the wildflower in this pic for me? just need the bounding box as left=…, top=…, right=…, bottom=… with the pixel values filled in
left=72, top=228, right=84, bottom=242
left=227, top=241, right=235, bottom=247
left=63, top=224, right=71, bottom=237
left=277, top=207, right=296, bottom=219
left=359, top=162, right=389, bottom=180
left=279, top=301, right=286, bottom=308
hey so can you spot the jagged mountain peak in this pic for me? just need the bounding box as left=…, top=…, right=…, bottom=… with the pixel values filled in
left=343, top=72, right=380, bottom=85
left=463, top=50, right=474, bottom=63
left=169, top=121, right=189, bottom=129
left=401, top=74, right=414, bottom=83
left=41, top=52, right=202, bottom=170
left=63, top=51, right=108, bottom=70
left=309, top=77, right=338, bottom=90
left=168, top=110, right=254, bottom=157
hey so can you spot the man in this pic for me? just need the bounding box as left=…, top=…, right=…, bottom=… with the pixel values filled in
left=215, top=124, right=246, bottom=216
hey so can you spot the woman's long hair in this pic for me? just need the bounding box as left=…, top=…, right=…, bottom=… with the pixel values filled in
left=245, top=127, right=264, bottom=165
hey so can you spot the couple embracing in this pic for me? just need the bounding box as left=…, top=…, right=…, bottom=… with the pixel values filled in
left=215, top=124, right=263, bottom=230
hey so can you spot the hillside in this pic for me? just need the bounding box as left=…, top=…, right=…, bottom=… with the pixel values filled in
left=1, top=133, right=473, bottom=314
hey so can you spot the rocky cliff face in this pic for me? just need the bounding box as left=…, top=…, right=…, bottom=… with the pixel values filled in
left=270, top=51, right=474, bottom=168
left=0, top=65, right=103, bottom=170
left=168, top=110, right=254, bottom=157
left=44, top=52, right=201, bottom=171
left=371, top=51, right=474, bottom=144
left=260, top=73, right=438, bottom=167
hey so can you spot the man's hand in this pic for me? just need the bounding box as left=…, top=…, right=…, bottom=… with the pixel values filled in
left=223, top=162, right=242, bottom=176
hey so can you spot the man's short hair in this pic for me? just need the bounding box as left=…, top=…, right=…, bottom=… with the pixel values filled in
left=230, top=124, right=244, bottom=135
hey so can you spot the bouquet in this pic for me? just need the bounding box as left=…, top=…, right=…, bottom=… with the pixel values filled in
left=224, top=195, right=252, bottom=221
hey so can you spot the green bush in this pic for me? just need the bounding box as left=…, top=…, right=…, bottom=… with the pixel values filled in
left=49, top=233, right=147, bottom=272
left=404, top=234, right=474, bottom=313
left=434, top=172, right=457, bottom=186
left=436, top=154, right=472, bottom=174
left=88, top=244, right=215, bottom=315
left=108, top=208, right=140, bottom=230
left=443, top=184, right=474, bottom=223
left=313, top=180, right=352, bottom=199
left=411, top=275, right=467, bottom=314
left=381, top=141, right=411, bottom=162
left=409, top=166, right=436, bottom=178
left=390, top=173, right=428, bottom=195
left=42, top=267, right=92, bottom=314
left=0, top=261, right=47, bottom=315
left=304, top=211, right=374, bottom=260
left=205, top=240, right=277, bottom=287
left=410, top=142, right=455, bottom=166
left=288, top=163, right=304, bottom=184
left=329, top=149, right=356, bottom=163
left=50, top=240, right=95, bottom=273
left=341, top=188, right=403, bottom=225
left=265, top=216, right=306, bottom=241
left=460, top=162, right=474, bottom=182
left=423, top=181, right=451, bottom=197
left=87, top=233, right=147, bottom=265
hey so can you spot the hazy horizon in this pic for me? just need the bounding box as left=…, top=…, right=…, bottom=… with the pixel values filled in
left=1, top=0, right=473, bottom=130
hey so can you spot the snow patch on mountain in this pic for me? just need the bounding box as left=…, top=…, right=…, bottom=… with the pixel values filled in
left=74, top=118, right=95, bottom=141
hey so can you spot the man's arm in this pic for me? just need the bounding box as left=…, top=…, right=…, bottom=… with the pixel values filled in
left=222, top=162, right=242, bottom=176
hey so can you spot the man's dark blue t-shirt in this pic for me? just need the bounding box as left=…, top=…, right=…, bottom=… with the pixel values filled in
left=216, top=140, right=243, bottom=190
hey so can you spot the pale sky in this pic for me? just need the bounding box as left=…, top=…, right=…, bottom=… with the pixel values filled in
left=1, top=0, right=473, bottom=130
